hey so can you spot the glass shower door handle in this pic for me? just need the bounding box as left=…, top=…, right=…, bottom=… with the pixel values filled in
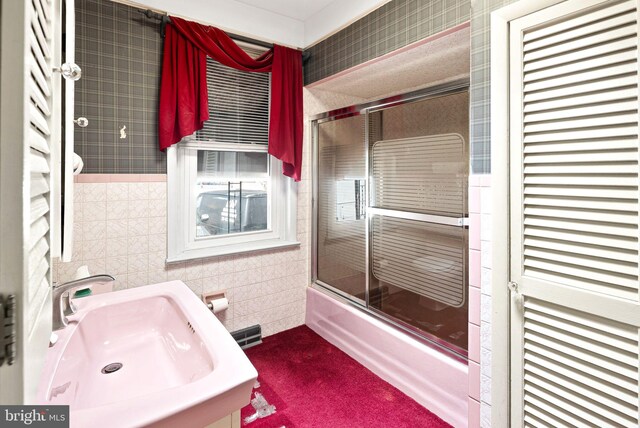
left=367, top=207, right=468, bottom=227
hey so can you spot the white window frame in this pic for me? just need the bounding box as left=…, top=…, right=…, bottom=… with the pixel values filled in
left=167, top=140, right=298, bottom=262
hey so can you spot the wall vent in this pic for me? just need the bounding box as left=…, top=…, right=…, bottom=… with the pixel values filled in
left=232, top=325, right=262, bottom=350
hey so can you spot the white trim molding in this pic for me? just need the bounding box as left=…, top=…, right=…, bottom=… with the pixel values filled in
left=490, top=1, right=565, bottom=427
left=166, top=145, right=299, bottom=263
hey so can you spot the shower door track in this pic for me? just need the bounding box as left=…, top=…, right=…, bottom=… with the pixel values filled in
left=311, top=79, right=471, bottom=361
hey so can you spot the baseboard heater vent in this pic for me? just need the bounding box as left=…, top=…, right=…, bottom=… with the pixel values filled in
left=232, top=324, right=262, bottom=349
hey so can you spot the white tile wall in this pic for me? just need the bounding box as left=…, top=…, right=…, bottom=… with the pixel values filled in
left=53, top=178, right=311, bottom=338
left=478, top=176, right=493, bottom=428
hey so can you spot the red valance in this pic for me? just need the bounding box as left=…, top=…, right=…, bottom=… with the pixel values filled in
left=159, top=17, right=303, bottom=181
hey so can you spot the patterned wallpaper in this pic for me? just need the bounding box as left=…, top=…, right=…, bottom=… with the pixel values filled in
left=73, top=0, right=505, bottom=175
left=303, top=0, right=471, bottom=84
left=469, top=0, right=517, bottom=174
left=75, top=0, right=166, bottom=173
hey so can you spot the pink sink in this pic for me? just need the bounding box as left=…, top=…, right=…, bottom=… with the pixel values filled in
left=37, top=281, right=257, bottom=428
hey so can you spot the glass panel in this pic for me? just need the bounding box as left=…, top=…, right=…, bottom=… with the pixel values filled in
left=316, top=115, right=367, bottom=300
left=195, top=150, right=269, bottom=237
left=197, top=150, right=268, bottom=178
left=371, top=134, right=466, bottom=217
left=314, top=90, right=469, bottom=356
left=369, top=215, right=468, bottom=353
left=369, top=92, right=469, bottom=354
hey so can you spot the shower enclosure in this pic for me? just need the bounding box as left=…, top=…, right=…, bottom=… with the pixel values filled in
left=311, top=81, right=469, bottom=357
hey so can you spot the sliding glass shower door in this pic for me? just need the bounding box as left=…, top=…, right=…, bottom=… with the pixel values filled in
left=313, top=85, right=469, bottom=356
left=315, top=114, right=367, bottom=301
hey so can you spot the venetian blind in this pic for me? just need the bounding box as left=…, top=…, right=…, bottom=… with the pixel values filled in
left=196, top=46, right=270, bottom=145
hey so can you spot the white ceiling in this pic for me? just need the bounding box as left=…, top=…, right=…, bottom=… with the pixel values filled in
left=235, top=0, right=336, bottom=21
left=130, top=0, right=390, bottom=48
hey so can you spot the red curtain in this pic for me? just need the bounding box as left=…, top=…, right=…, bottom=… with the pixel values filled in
left=159, top=17, right=303, bottom=181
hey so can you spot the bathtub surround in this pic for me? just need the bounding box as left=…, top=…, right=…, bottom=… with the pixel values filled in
left=53, top=176, right=309, bottom=337
left=241, top=325, right=451, bottom=427
left=303, top=2, right=520, bottom=426
left=304, top=20, right=472, bottom=427
left=75, top=0, right=165, bottom=174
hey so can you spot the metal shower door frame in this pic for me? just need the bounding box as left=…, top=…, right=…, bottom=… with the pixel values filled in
left=311, top=79, right=470, bottom=359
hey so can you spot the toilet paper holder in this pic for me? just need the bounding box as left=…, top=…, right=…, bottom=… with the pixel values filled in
left=202, top=290, right=229, bottom=314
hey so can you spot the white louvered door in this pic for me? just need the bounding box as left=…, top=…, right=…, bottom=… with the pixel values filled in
left=0, top=0, right=62, bottom=403
left=509, top=0, right=640, bottom=426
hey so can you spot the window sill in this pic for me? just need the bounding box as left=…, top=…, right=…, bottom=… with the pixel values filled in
left=166, top=239, right=301, bottom=264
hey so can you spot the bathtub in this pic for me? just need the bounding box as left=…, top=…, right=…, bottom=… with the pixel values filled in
left=305, top=286, right=468, bottom=428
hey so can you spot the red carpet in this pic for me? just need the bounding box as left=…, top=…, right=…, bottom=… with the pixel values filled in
left=241, top=325, right=452, bottom=428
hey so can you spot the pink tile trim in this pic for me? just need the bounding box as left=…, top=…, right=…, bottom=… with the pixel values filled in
left=469, top=361, right=480, bottom=401
left=468, top=398, right=480, bottom=428
left=469, top=287, right=480, bottom=326
left=306, top=21, right=471, bottom=89
left=480, top=175, right=491, bottom=188
left=469, top=249, right=481, bottom=289
left=75, top=174, right=167, bottom=183
left=468, top=323, right=480, bottom=364
left=469, top=175, right=482, bottom=187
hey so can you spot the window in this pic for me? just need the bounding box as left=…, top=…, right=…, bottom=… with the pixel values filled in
left=167, top=47, right=297, bottom=262
left=336, top=179, right=366, bottom=222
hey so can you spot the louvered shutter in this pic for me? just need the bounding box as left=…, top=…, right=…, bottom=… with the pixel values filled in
left=509, top=1, right=640, bottom=426
left=0, top=0, right=61, bottom=401
left=27, top=0, right=56, bottom=338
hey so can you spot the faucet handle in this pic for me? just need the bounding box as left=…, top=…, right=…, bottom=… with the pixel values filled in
left=62, top=293, right=77, bottom=317
left=52, top=274, right=115, bottom=331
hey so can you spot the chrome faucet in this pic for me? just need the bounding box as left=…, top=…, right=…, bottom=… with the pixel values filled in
left=52, top=274, right=115, bottom=331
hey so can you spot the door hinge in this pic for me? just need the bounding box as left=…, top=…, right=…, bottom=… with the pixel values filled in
left=0, top=294, right=16, bottom=367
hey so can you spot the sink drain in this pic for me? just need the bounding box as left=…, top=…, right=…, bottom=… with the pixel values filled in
left=101, top=362, right=123, bottom=374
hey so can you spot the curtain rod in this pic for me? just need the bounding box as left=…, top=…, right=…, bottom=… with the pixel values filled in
left=139, top=9, right=273, bottom=49
left=138, top=9, right=311, bottom=63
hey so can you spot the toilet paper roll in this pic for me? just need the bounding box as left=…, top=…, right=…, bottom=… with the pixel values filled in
left=209, top=297, right=229, bottom=314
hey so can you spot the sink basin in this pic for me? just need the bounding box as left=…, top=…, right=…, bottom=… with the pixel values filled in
left=37, top=281, right=257, bottom=427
